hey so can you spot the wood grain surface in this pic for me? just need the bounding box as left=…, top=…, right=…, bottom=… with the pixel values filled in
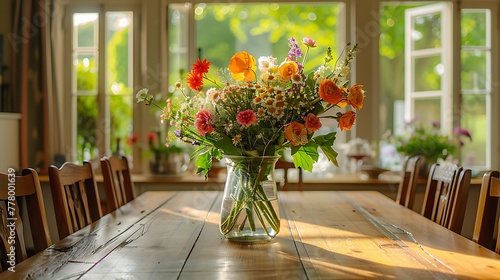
left=1, top=191, right=499, bottom=279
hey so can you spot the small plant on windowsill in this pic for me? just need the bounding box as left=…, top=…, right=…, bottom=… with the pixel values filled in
left=385, top=120, right=472, bottom=176
left=127, top=130, right=187, bottom=175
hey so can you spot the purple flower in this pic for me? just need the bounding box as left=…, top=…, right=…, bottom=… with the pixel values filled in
left=454, top=127, right=472, bottom=141
left=287, top=37, right=302, bottom=60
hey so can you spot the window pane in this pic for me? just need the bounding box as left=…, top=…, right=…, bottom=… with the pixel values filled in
left=106, top=12, right=134, bottom=152
left=460, top=94, right=486, bottom=167
left=168, top=5, right=190, bottom=91
left=75, top=54, right=98, bottom=92
left=77, top=95, right=98, bottom=162
left=195, top=3, right=342, bottom=70
left=415, top=99, right=440, bottom=124
left=110, top=95, right=133, bottom=154
left=412, top=13, right=442, bottom=50
left=192, top=2, right=343, bottom=136
left=461, top=10, right=488, bottom=46
left=461, top=50, right=487, bottom=90
left=414, top=55, right=442, bottom=91
left=74, top=13, right=98, bottom=48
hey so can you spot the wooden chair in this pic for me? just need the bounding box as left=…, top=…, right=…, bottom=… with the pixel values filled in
left=0, top=168, right=52, bottom=270
left=275, top=160, right=304, bottom=191
left=100, top=155, right=136, bottom=213
left=421, top=163, right=471, bottom=233
left=472, top=170, right=500, bottom=254
left=48, top=162, right=103, bottom=240
left=395, top=156, right=421, bottom=209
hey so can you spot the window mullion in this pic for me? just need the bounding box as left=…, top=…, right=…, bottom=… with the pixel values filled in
left=97, top=6, right=109, bottom=158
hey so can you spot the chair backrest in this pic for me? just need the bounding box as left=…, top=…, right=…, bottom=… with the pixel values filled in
left=395, top=156, right=421, bottom=209
left=48, top=162, right=103, bottom=239
left=472, top=170, right=500, bottom=254
left=421, top=163, right=471, bottom=233
left=275, top=160, right=304, bottom=191
left=100, top=155, right=135, bottom=213
left=0, top=168, right=52, bottom=270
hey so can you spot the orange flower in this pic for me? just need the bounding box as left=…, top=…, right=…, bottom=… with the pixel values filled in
left=319, top=79, right=344, bottom=105
left=304, top=113, right=322, bottom=134
left=338, top=111, right=356, bottom=131
left=348, top=84, right=365, bottom=110
left=228, top=51, right=257, bottom=82
left=186, top=72, right=203, bottom=91
left=278, top=59, right=299, bottom=80
left=284, top=122, right=308, bottom=146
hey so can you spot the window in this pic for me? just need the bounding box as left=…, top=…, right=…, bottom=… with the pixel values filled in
left=166, top=2, right=349, bottom=172
left=380, top=2, right=494, bottom=170
left=404, top=3, right=453, bottom=132
left=69, top=5, right=138, bottom=163
left=460, top=9, right=491, bottom=168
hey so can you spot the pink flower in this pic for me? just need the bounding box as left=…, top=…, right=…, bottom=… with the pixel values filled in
left=302, top=37, right=317, bottom=48
left=236, top=109, right=257, bottom=127
left=454, top=127, right=473, bottom=141
left=194, top=110, right=214, bottom=136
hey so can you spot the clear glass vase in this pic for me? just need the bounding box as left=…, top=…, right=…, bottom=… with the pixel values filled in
left=219, top=155, right=280, bottom=242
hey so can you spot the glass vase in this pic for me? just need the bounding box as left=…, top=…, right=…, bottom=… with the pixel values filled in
left=219, top=155, right=280, bottom=242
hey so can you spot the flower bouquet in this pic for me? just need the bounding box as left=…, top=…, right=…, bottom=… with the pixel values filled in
left=137, top=37, right=365, bottom=241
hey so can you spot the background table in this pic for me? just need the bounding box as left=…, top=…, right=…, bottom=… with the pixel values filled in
left=2, top=191, right=500, bottom=279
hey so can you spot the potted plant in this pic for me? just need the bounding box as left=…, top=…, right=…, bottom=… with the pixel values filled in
left=387, top=121, right=472, bottom=177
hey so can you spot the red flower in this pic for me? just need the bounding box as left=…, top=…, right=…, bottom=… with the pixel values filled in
left=147, top=132, right=157, bottom=145
left=236, top=110, right=257, bottom=127
left=194, top=110, right=214, bottom=136
left=187, top=71, right=203, bottom=91
left=192, top=58, right=211, bottom=75
left=126, top=134, right=139, bottom=146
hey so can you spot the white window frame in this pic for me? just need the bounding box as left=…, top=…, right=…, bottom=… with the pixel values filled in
left=64, top=1, right=141, bottom=163
left=403, top=1, right=498, bottom=169
left=459, top=1, right=498, bottom=169
left=404, top=2, right=454, bottom=133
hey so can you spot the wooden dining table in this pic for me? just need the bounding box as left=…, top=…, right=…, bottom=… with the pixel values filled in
left=2, top=190, right=500, bottom=279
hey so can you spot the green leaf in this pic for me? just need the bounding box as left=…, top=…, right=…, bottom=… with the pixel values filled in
left=314, top=132, right=339, bottom=167
left=314, top=132, right=336, bottom=146
left=291, top=142, right=319, bottom=172
left=195, top=151, right=212, bottom=177
left=211, top=134, right=242, bottom=155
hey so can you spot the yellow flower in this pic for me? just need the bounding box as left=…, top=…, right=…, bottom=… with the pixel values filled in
left=228, top=51, right=257, bottom=82
left=278, top=59, right=299, bottom=80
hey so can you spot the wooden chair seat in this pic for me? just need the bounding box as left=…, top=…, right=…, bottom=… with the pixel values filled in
left=0, top=168, right=52, bottom=271
left=473, top=170, right=500, bottom=254
left=421, top=163, right=471, bottom=234
left=49, top=162, right=103, bottom=240
left=395, top=156, right=421, bottom=209
left=100, top=155, right=136, bottom=213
